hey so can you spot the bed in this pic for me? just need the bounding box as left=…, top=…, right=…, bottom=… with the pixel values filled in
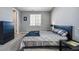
left=20, top=25, right=73, bottom=50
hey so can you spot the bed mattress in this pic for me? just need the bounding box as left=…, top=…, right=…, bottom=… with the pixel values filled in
left=20, top=31, right=67, bottom=49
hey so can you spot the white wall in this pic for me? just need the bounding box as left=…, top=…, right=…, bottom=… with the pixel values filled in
left=0, top=7, right=13, bottom=21
left=20, top=11, right=51, bottom=33
left=51, top=7, right=79, bottom=41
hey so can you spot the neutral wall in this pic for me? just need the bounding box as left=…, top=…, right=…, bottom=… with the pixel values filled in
left=0, top=7, right=13, bottom=21
left=18, top=11, right=22, bottom=33
left=20, top=11, right=50, bottom=32
left=51, top=7, right=79, bottom=41
left=17, top=11, right=22, bottom=33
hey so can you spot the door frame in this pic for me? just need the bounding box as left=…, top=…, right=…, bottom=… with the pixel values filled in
left=12, top=8, right=20, bottom=34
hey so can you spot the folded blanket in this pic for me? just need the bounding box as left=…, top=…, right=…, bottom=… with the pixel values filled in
left=25, top=31, right=40, bottom=36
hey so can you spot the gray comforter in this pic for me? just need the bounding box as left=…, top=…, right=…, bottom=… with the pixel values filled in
left=20, top=31, right=67, bottom=49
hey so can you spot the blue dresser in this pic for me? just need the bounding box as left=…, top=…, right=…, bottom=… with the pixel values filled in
left=0, top=21, right=14, bottom=45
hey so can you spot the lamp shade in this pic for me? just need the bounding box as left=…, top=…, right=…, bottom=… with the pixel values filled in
left=52, top=21, right=55, bottom=25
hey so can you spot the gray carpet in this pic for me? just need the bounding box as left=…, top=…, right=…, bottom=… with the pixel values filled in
left=24, top=48, right=59, bottom=51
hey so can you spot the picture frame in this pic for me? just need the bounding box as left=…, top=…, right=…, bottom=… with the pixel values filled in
left=24, top=17, right=27, bottom=21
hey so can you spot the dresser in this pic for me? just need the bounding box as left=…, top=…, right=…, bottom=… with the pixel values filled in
left=0, top=21, right=14, bottom=45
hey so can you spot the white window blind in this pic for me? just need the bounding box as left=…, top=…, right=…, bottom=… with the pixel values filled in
left=30, top=14, right=41, bottom=26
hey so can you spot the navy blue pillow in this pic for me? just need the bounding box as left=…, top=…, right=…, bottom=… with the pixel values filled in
left=25, top=31, right=40, bottom=36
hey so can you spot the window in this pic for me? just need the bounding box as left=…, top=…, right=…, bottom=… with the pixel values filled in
left=30, top=14, right=41, bottom=26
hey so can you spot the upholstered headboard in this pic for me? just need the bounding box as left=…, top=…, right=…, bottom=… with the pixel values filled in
left=53, top=25, right=73, bottom=40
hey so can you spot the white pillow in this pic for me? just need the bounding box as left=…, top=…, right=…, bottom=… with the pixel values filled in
left=52, top=28, right=68, bottom=37
left=62, top=32, right=68, bottom=36
left=58, top=29, right=68, bottom=36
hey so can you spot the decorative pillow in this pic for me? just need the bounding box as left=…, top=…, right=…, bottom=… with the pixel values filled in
left=58, top=29, right=68, bottom=36
left=52, top=28, right=68, bottom=37
left=62, top=32, right=68, bottom=36
left=52, top=28, right=60, bottom=33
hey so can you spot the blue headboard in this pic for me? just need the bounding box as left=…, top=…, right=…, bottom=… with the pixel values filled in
left=53, top=25, right=73, bottom=40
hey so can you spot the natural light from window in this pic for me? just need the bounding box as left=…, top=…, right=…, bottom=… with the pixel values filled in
left=30, top=14, right=41, bottom=26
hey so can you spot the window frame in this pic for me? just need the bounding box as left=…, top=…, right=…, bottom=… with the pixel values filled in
left=30, top=14, right=41, bottom=26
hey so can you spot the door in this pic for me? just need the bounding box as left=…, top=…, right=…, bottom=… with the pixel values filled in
left=12, top=8, right=17, bottom=34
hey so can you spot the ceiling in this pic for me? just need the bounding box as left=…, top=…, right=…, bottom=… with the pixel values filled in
left=16, top=7, right=53, bottom=11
